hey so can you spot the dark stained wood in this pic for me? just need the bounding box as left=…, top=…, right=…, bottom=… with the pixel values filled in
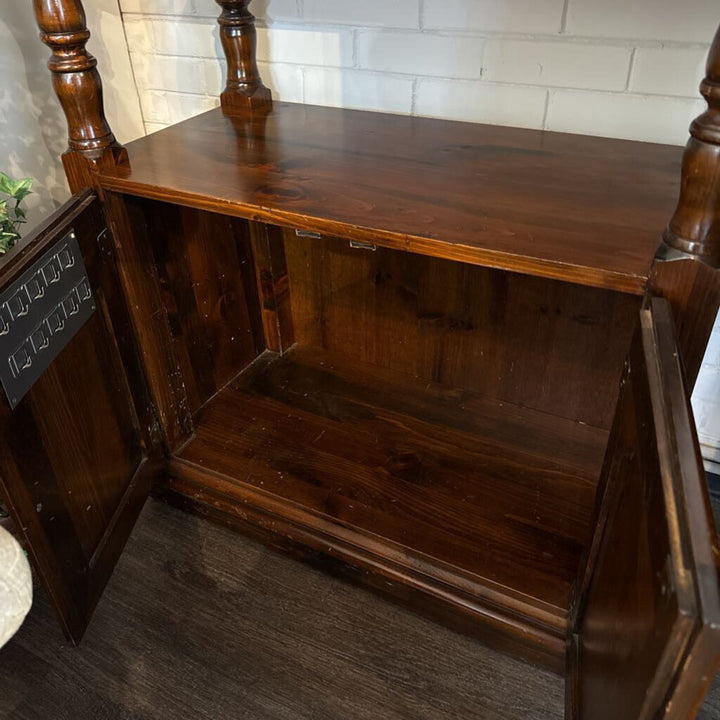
left=33, top=0, right=127, bottom=192
left=162, top=345, right=610, bottom=670
left=97, top=104, right=682, bottom=294
left=662, top=24, right=720, bottom=266
left=649, top=26, right=720, bottom=393
left=102, top=190, right=193, bottom=450
left=568, top=299, right=720, bottom=719
left=215, top=0, right=272, bottom=114
left=285, top=231, right=640, bottom=429
left=249, top=221, right=295, bottom=353
left=141, top=200, right=264, bottom=413
left=650, top=256, right=720, bottom=391
left=0, top=499, right=567, bottom=720
left=0, top=192, right=155, bottom=644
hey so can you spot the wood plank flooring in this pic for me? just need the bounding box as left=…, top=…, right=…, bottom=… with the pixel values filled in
left=0, top=497, right=719, bottom=718
left=0, top=499, right=566, bottom=719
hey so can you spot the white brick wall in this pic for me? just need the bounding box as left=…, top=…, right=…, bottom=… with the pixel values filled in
left=119, top=0, right=715, bottom=143
left=116, top=0, right=720, bottom=455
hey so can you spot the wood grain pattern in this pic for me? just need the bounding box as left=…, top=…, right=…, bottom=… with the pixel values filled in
left=650, top=256, right=720, bottom=391
left=33, top=0, right=127, bottom=192
left=248, top=221, right=294, bottom=353
left=165, top=345, right=610, bottom=668
left=215, top=0, right=272, bottom=113
left=569, top=299, right=720, bottom=719
left=142, top=200, right=263, bottom=413
left=0, top=192, right=153, bottom=644
left=662, top=24, right=720, bottom=265
left=97, top=104, right=682, bottom=293
left=285, top=231, right=640, bottom=429
left=102, top=191, right=193, bottom=450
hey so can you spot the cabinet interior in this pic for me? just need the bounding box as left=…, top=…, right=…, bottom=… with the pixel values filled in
left=130, top=195, right=642, bottom=667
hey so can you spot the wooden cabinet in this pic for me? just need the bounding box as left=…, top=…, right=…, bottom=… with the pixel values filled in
left=4, top=1, right=720, bottom=716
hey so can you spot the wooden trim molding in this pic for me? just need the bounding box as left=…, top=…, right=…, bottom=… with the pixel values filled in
left=33, top=0, right=128, bottom=192
left=215, top=0, right=273, bottom=114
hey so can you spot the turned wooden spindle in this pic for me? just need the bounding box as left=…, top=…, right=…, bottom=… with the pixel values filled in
left=662, top=26, right=720, bottom=265
left=215, top=0, right=273, bottom=114
left=33, top=0, right=127, bottom=193
left=651, top=24, right=720, bottom=389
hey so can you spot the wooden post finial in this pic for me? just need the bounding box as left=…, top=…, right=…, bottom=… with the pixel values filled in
left=662, top=25, right=720, bottom=266
left=33, top=0, right=127, bottom=193
left=215, top=0, right=273, bottom=114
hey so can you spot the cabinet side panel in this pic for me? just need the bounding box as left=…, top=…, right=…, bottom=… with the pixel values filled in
left=144, top=201, right=265, bottom=413
left=285, top=234, right=639, bottom=429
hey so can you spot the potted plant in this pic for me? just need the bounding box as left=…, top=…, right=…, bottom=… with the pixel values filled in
left=0, top=173, right=33, bottom=255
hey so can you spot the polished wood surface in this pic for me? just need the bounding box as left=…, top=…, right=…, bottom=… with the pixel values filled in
left=569, top=299, right=720, bottom=719
left=650, top=25, right=720, bottom=391
left=98, top=104, right=682, bottom=294
left=662, top=24, right=720, bottom=266
left=215, top=0, right=272, bottom=113
left=284, top=230, right=639, bottom=429
left=249, top=221, right=295, bottom=353
left=164, top=345, right=609, bottom=669
left=33, top=0, right=126, bottom=192
left=103, top=191, right=194, bottom=450
left=142, top=201, right=264, bottom=413
left=0, top=192, right=153, bottom=644
left=650, top=256, right=720, bottom=390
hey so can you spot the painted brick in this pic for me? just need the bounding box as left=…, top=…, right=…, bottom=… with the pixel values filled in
left=123, top=16, right=154, bottom=54
left=257, top=27, right=354, bottom=67
left=567, top=0, right=719, bottom=43
left=192, top=0, right=301, bottom=20
left=152, top=18, right=217, bottom=57
left=415, top=79, right=547, bottom=128
left=304, top=0, right=420, bottom=28
left=484, top=40, right=631, bottom=90
left=630, top=46, right=708, bottom=97
left=139, top=89, right=218, bottom=124
left=144, top=122, right=171, bottom=134
left=120, top=0, right=194, bottom=14
left=261, top=62, right=304, bottom=102
left=304, top=68, right=413, bottom=114
left=546, top=90, right=704, bottom=144
left=423, top=0, right=565, bottom=34
left=131, top=53, right=208, bottom=93
left=357, top=31, right=483, bottom=78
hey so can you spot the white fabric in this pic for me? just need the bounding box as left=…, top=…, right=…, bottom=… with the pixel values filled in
left=0, top=525, right=32, bottom=648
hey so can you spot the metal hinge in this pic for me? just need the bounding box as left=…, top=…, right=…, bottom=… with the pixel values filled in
left=349, top=240, right=377, bottom=251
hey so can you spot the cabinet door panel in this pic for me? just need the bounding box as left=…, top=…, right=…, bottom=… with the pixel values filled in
left=568, top=297, right=720, bottom=719
left=0, top=190, right=155, bottom=644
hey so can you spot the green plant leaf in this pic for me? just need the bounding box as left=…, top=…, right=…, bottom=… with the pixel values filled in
left=0, top=173, right=13, bottom=196
left=11, top=178, right=32, bottom=202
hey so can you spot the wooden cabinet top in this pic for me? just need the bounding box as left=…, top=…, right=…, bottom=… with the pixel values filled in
left=99, top=102, right=682, bottom=294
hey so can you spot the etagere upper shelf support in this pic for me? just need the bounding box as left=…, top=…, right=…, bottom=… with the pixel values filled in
left=215, top=0, right=273, bottom=113
left=662, top=27, right=720, bottom=267
left=33, top=0, right=128, bottom=193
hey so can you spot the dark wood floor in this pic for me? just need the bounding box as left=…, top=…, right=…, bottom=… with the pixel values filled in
left=0, top=497, right=719, bottom=719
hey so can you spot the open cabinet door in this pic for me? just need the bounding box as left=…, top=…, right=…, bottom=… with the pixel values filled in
left=568, top=297, right=720, bottom=719
left=0, top=190, right=157, bottom=645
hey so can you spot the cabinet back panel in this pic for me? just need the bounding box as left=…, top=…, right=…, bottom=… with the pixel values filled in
left=284, top=233, right=640, bottom=430
left=143, top=201, right=265, bottom=413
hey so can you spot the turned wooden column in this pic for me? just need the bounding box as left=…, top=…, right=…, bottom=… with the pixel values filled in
left=651, top=23, right=720, bottom=388
left=33, top=0, right=127, bottom=193
left=215, top=0, right=273, bottom=114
